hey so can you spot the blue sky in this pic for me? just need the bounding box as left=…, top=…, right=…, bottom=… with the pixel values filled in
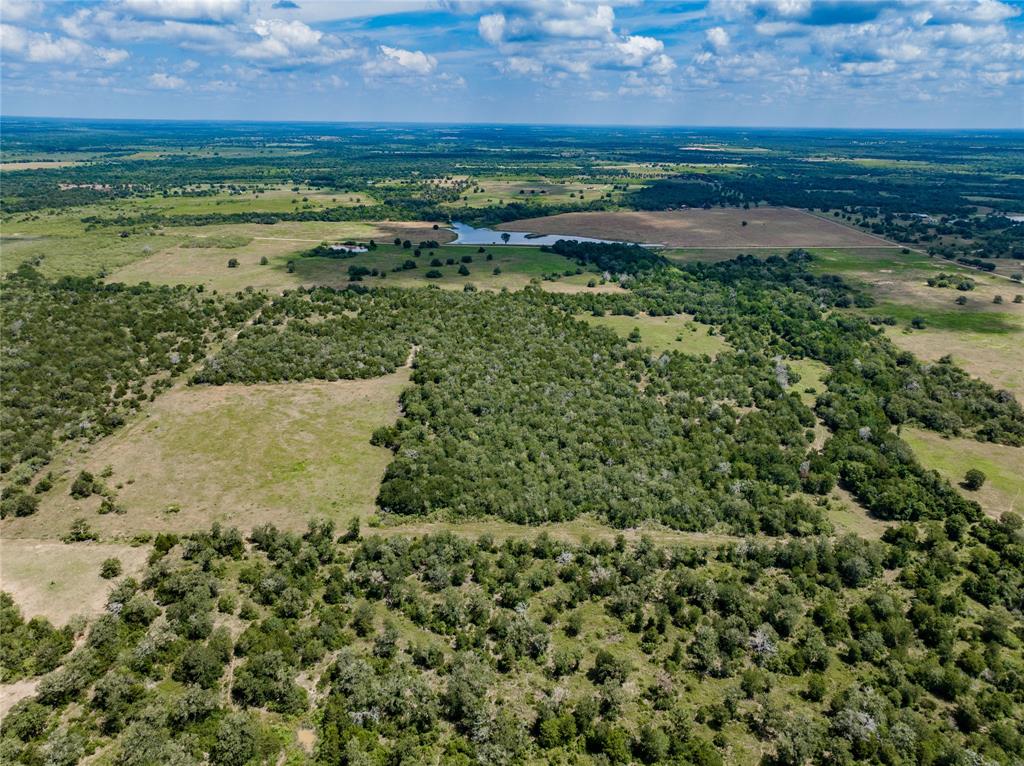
left=1, top=0, right=1022, bottom=128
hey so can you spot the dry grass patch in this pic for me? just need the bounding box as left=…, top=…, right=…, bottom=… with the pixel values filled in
left=498, top=208, right=893, bottom=248
left=0, top=539, right=149, bottom=624
left=885, top=326, right=1024, bottom=401
left=7, top=372, right=410, bottom=540
left=108, top=220, right=453, bottom=291
left=1, top=161, right=85, bottom=171
left=825, top=489, right=893, bottom=539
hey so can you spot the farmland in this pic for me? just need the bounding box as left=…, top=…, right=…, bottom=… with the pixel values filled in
left=1, top=120, right=1022, bottom=766
left=498, top=208, right=894, bottom=248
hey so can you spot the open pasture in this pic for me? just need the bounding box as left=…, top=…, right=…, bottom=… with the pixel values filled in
left=902, top=427, right=1023, bottom=519
left=108, top=225, right=630, bottom=294
left=6, top=373, right=410, bottom=541
left=498, top=207, right=894, bottom=248
left=451, top=178, right=619, bottom=207
left=107, top=220, right=452, bottom=289
left=121, top=185, right=376, bottom=216
left=812, top=247, right=1024, bottom=399
left=580, top=312, right=729, bottom=357
left=0, top=539, right=150, bottom=624
left=1, top=210, right=185, bottom=277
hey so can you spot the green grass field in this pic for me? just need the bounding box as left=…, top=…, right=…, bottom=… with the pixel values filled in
left=580, top=312, right=729, bottom=357
left=787, top=358, right=830, bottom=407
left=5, top=373, right=411, bottom=541
left=447, top=177, right=620, bottom=208
left=902, top=427, right=1023, bottom=518
left=122, top=185, right=376, bottom=216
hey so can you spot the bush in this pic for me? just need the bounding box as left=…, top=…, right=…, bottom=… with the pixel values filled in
left=1, top=491, right=39, bottom=519
left=100, top=558, right=123, bottom=579
left=70, top=471, right=97, bottom=499
left=62, top=518, right=98, bottom=543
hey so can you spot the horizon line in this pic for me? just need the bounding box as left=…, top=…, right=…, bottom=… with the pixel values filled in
left=2, top=113, right=1022, bottom=133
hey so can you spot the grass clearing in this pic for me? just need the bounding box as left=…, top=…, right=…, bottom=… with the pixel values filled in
left=499, top=208, right=893, bottom=248
left=804, top=246, right=1024, bottom=399
left=449, top=178, right=619, bottom=208
left=826, top=489, right=893, bottom=539
left=124, top=185, right=376, bottom=217
left=901, top=427, right=1023, bottom=519
left=787, top=358, right=829, bottom=407
left=0, top=539, right=150, bottom=625
left=580, top=312, right=729, bottom=357
left=6, top=373, right=410, bottom=540
left=884, top=325, right=1024, bottom=399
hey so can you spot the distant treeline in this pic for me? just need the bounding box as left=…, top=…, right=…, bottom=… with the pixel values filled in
left=541, top=240, right=667, bottom=275
left=630, top=171, right=1024, bottom=217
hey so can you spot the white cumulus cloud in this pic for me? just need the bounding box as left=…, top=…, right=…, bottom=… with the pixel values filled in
left=115, top=0, right=249, bottom=22
left=148, top=71, right=186, bottom=88
left=0, top=23, right=128, bottom=66
left=362, top=45, right=437, bottom=78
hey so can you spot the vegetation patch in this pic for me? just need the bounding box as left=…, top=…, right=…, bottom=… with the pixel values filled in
left=0, top=519, right=1021, bottom=766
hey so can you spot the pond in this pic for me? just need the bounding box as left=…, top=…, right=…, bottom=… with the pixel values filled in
left=448, top=221, right=634, bottom=246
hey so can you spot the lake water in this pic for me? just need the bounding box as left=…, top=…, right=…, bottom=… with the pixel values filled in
left=448, top=221, right=633, bottom=246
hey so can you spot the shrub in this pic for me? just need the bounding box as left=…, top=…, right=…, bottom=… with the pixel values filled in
left=70, top=471, right=98, bottom=499
left=100, top=558, right=123, bottom=579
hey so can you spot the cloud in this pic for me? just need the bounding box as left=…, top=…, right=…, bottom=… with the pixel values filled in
left=705, top=26, right=730, bottom=51
left=478, top=13, right=505, bottom=45
left=497, top=56, right=543, bottom=76
left=148, top=71, right=187, bottom=88
left=58, top=7, right=239, bottom=50
left=362, top=45, right=437, bottom=78
left=236, top=17, right=354, bottom=66
left=115, top=0, right=249, bottom=22
left=466, top=0, right=675, bottom=93
left=0, top=0, right=41, bottom=22
left=1, top=23, right=129, bottom=66
left=839, top=59, right=898, bottom=77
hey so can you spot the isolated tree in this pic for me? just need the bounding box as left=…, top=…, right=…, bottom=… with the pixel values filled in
left=501, top=232, right=511, bottom=244
left=963, top=469, right=986, bottom=490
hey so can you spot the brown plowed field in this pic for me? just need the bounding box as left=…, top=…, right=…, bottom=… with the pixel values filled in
left=498, top=207, right=896, bottom=248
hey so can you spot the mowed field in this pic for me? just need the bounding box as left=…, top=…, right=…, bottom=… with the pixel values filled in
left=451, top=178, right=619, bottom=208
left=498, top=207, right=894, bottom=248
left=4, top=372, right=411, bottom=541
